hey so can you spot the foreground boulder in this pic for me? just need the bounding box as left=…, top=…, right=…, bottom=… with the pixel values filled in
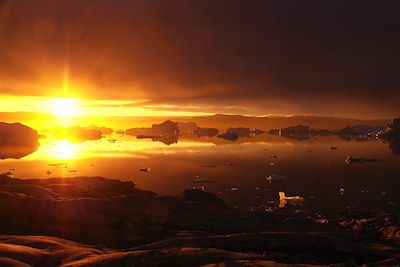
left=0, top=233, right=399, bottom=267
left=1, top=175, right=400, bottom=265
left=339, top=209, right=400, bottom=243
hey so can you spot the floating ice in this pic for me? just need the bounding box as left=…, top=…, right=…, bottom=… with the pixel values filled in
left=266, top=174, right=286, bottom=184
left=345, top=156, right=378, bottom=164
left=278, top=191, right=304, bottom=208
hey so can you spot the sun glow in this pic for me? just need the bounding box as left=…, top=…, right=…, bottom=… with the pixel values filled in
left=49, top=140, right=78, bottom=159
left=49, top=98, right=79, bottom=118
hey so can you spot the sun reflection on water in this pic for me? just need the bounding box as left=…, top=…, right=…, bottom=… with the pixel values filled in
left=17, top=134, right=216, bottom=162
left=48, top=140, right=78, bottom=160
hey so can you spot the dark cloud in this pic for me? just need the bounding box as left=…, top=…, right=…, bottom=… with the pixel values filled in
left=1, top=0, right=400, bottom=118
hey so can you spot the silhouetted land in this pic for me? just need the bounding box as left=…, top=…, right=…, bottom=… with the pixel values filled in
left=0, top=174, right=399, bottom=266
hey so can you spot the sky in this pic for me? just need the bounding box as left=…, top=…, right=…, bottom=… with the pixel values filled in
left=1, top=0, right=400, bottom=118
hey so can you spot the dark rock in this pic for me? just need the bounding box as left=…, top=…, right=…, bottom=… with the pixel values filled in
left=338, top=209, right=400, bottom=243
left=380, top=226, right=400, bottom=241
left=279, top=125, right=310, bottom=140
left=181, top=189, right=229, bottom=209
left=375, top=258, right=399, bottom=266
left=177, top=122, right=198, bottom=134
left=310, top=129, right=333, bottom=135
left=268, top=129, right=280, bottom=135
left=0, top=122, right=39, bottom=146
left=328, top=258, right=357, bottom=267
left=345, top=156, right=379, bottom=164
left=0, top=122, right=39, bottom=159
left=226, top=127, right=252, bottom=137
left=378, top=118, right=400, bottom=155
left=152, top=134, right=178, bottom=145
left=151, top=120, right=179, bottom=135
left=280, top=125, right=310, bottom=135
left=217, top=131, right=239, bottom=141
left=1, top=176, right=400, bottom=265
left=126, top=120, right=179, bottom=144
left=195, top=127, right=219, bottom=137
left=336, top=125, right=383, bottom=136
left=253, top=129, right=266, bottom=135
left=388, top=139, right=400, bottom=156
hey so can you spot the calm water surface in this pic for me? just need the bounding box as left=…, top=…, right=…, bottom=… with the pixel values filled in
left=1, top=134, right=400, bottom=218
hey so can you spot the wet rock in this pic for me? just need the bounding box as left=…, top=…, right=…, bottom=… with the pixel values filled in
left=380, top=226, right=400, bottom=242
left=2, top=233, right=398, bottom=267
left=375, top=258, right=399, bottom=266
left=338, top=209, right=400, bottom=243
left=1, top=176, right=400, bottom=265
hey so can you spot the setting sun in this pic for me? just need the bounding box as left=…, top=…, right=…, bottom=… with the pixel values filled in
left=50, top=98, right=79, bottom=118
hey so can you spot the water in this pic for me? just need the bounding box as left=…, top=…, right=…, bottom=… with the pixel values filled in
left=1, top=133, right=399, bottom=218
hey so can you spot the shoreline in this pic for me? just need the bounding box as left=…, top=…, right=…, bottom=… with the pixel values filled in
left=1, top=174, right=399, bottom=266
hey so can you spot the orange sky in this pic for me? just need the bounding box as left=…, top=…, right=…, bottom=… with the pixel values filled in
left=0, top=95, right=212, bottom=117
left=1, top=0, right=400, bottom=118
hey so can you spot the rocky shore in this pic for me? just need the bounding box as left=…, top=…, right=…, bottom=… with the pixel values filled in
left=0, top=174, right=400, bottom=266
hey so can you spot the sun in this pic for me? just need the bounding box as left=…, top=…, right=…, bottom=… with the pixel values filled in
left=50, top=98, right=79, bottom=117
left=49, top=140, right=78, bottom=159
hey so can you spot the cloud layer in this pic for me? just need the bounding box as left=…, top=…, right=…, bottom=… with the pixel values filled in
left=1, top=0, right=400, bottom=117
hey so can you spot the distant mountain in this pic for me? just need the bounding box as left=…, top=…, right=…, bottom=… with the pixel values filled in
left=1, top=112, right=391, bottom=131
left=172, top=114, right=390, bottom=131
